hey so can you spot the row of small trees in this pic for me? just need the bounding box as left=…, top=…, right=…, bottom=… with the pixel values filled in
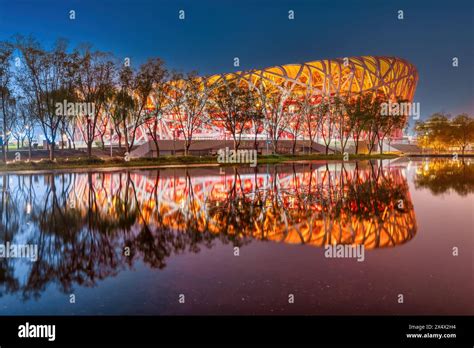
left=209, top=85, right=408, bottom=156
left=0, top=37, right=170, bottom=160
left=1, top=36, right=411, bottom=160
left=415, top=113, right=474, bottom=155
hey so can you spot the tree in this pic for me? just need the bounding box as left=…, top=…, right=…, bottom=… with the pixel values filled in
left=17, top=97, right=37, bottom=160
left=208, top=80, right=257, bottom=151
left=299, top=92, right=322, bottom=154
left=344, top=93, right=373, bottom=154
left=284, top=95, right=304, bottom=154
left=0, top=41, right=14, bottom=162
left=74, top=45, right=115, bottom=156
left=319, top=97, right=335, bottom=155
left=143, top=62, right=169, bottom=158
left=331, top=96, right=350, bottom=154
left=11, top=100, right=26, bottom=149
left=256, top=82, right=292, bottom=154
left=95, top=109, right=110, bottom=150
left=253, top=80, right=274, bottom=153
left=169, top=72, right=210, bottom=156
left=376, top=98, right=408, bottom=154
left=115, top=65, right=136, bottom=153
left=117, top=58, right=168, bottom=154
left=415, top=113, right=451, bottom=153
left=0, top=90, right=15, bottom=160
left=107, top=88, right=125, bottom=150
left=110, top=85, right=134, bottom=152
left=363, top=94, right=385, bottom=155
left=450, top=114, right=474, bottom=156
left=16, top=36, right=77, bottom=160
left=250, top=99, right=265, bottom=152
left=97, top=90, right=117, bottom=150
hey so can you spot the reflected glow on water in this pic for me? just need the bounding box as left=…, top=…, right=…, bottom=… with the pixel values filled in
left=0, top=159, right=472, bottom=315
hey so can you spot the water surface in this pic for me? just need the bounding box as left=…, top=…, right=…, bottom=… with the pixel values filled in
left=0, top=158, right=472, bottom=315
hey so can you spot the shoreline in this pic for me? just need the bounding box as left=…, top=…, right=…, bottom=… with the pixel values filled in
left=0, top=153, right=470, bottom=174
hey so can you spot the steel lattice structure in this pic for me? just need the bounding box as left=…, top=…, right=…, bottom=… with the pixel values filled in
left=75, top=56, right=418, bottom=144
left=149, top=55, right=417, bottom=140
left=204, top=55, right=418, bottom=99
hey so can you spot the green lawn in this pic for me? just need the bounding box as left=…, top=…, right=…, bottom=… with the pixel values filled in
left=0, top=153, right=400, bottom=172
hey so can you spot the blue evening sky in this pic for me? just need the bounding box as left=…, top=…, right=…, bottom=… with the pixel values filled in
left=0, top=0, right=472, bottom=121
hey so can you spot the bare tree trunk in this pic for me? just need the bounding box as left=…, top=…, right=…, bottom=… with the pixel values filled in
left=253, top=129, right=259, bottom=151
left=272, top=139, right=277, bottom=155
left=185, top=141, right=191, bottom=156
left=100, top=134, right=106, bottom=150
left=124, top=123, right=131, bottom=153
left=233, top=136, right=237, bottom=152
left=368, top=135, right=376, bottom=155
left=50, top=142, right=55, bottom=160
left=87, top=141, right=93, bottom=157
left=152, top=137, right=160, bottom=158
left=353, top=132, right=360, bottom=154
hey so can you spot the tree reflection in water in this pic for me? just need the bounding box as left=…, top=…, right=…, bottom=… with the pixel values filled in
left=415, top=159, right=474, bottom=196
left=0, top=161, right=418, bottom=299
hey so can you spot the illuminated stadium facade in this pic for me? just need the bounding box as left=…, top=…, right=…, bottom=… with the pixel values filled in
left=74, top=56, right=418, bottom=147
left=143, top=56, right=417, bottom=142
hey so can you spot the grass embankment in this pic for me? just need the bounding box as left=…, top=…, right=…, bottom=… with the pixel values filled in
left=0, top=153, right=400, bottom=172
left=256, top=153, right=399, bottom=164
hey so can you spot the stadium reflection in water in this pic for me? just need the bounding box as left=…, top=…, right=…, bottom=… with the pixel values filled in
left=0, top=159, right=472, bottom=315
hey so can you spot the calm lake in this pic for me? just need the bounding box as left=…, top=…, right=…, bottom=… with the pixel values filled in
left=0, top=158, right=472, bottom=315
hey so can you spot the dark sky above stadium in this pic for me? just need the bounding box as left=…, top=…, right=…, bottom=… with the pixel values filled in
left=0, top=0, right=472, bottom=122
